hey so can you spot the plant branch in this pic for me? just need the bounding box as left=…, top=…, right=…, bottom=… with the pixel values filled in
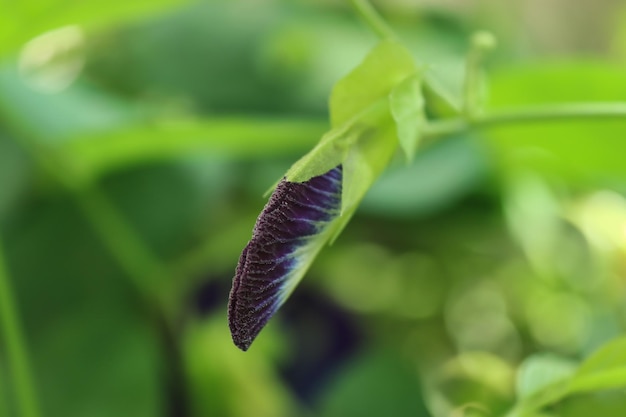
left=0, top=89, right=186, bottom=415
left=0, top=116, right=180, bottom=406
left=0, top=239, right=41, bottom=417
left=423, top=102, right=626, bottom=139
left=0, top=103, right=178, bottom=320
left=74, top=187, right=178, bottom=317
left=349, top=0, right=397, bottom=40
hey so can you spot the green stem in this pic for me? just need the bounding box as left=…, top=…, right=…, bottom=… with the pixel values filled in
left=0, top=367, right=5, bottom=416
left=74, top=187, right=177, bottom=318
left=349, top=0, right=397, bottom=40
left=423, top=102, right=626, bottom=139
left=0, top=108, right=176, bottom=321
left=0, top=84, right=183, bottom=414
left=0, top=240, right=41, bottom=417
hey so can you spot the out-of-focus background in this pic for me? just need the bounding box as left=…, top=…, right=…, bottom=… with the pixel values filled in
left=1, top=0, right=626, bottom=416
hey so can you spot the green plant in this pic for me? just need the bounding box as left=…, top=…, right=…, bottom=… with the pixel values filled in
left=1, top=1, right=626, bottom=417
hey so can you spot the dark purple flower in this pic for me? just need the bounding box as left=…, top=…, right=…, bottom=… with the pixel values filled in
left=228, top=166, right=342, bottom=351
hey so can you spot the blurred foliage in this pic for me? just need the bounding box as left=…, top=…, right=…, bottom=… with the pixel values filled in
left=1, top=1, right=626, bottom=417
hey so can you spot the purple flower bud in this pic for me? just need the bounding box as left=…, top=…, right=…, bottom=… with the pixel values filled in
left=228, top=166, right=342, bottom=351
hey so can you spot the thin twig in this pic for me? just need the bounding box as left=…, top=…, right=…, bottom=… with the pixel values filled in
left=423, top=102, right=626, bottom=139
left=0, top=240, right=41, bottom=417
left=348, top=0, right=397, bottom=40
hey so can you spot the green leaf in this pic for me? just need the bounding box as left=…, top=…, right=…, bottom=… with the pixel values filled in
left=389, top=72, right=426, bottom=162
left=318, top=351, right=431, bottom=417
left=516, top=354, right=578, bottom=400
left=329, top=40, right=417, bottom=128
left=508, top=338, right=626, bottom=417
left=0, top=64, right=327, bottom=185
left=558, top=391, right=626, bottom=417
left=438, top=352, right=515, bottom=417
left=507, top=379, right=571, bottom=417
left=0, top=0, right=186, bottom=56
left=284, top=122, right=354, bottom=183
left=0, top=65, right=136, bottom=144
left=0, top=360, right=8, bottom=417
left=185, top=318, right=298, bottom=417
left=5, top=196, right=164, bottom=417
left=0, top=136, right=30, bottom=222
left=569, top=337, right=626, bottom=394
left=360, top=135, right=489, bottom=219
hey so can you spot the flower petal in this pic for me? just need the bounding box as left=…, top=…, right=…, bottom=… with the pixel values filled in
left=228, top=166, right=342, bottom=351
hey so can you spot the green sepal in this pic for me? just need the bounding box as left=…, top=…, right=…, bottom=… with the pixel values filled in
left=330, top=40, right=418, bottom=128
left=389, top=72, right=426, bottom=162
left=285, top=122, right=355, bottom=183
left=329, top=107, right=398, bottom=243
left=285, top=40, right=419, bottom=241
left=286, top=39, right=417, bottom=181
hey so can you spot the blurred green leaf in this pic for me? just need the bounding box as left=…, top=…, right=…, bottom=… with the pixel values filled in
left=0, top=0, right=186, bottom=56
left=318, top=351, right=431, bottom=417
left=185, top=317, right=297, bottom=417
left=360, top=134, right=489, bottom=218
left=390, top=73, right=426, bottom=162
left=510, top=337, right=626, bottom=417
left=5, top=197, right=163, bottom=417
left=101, top=161, right=228, bottom=259
left=84, top=1, right=312, bottom=114
left=558, top=391, right=626, bottom=417
left=0, top=63, right=327, bottom=184
left=516, top=354, right=577, bottom=400
left=502, top=173, right=563, bottom=277
left=258, top=12, right=377, bottom=112
left=0, top=66, right=136, bottom=144
left=485, top=63, right=626, bottom=183
left=0, top=135, right=30, bottom=222
left=569, top=336, right=626, bottom=393
left=0, top=361, right=8, bottom=416
left=507, top=379, right=569, bottom=417
left=439, top=352, right=515, bottom=416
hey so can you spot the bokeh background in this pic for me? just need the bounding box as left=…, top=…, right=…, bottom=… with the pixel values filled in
left=1, top=0, right=626, bottom=416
